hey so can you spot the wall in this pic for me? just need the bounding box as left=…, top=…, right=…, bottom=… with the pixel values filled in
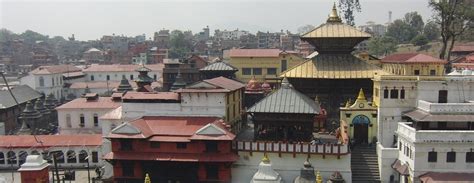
left=376, top=142, right=399, bottom=183
left=84, top=71, right=161, bottom=82
left=382, top=63, right=445, bottom=76
left=111, top=139, right=232, bottom=154
left=57, top=108, right=117, bottom=132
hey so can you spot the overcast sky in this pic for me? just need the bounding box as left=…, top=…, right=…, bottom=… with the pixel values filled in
left=1, top=0, right=434, bottom=41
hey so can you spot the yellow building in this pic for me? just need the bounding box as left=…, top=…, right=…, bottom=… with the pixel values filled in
left=381, top=53, right=447, bottom=76
left=340, top=89, right=377, bottom=144
left=228, top=49, right=305, bottom=84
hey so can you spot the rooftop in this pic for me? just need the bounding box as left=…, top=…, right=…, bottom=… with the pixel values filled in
left=381, top=53, right=447, bottom=64
left=0, top=85, right=42, bottom=109
left=69, top=81, right=161, bottom=89
left=199, top=61, right=238, bottom=71
left=229, top=49, right=282, bottom=58
left=122, top=91, right=180, bottom=101
left=0, top=134, right=102, bottom=148
left=83, top=64, right=163, bottom=72
left=30, top=65, right=82, bottom=75
left=178, top=77, right=245, bottom=93
left=55, top=97, right=121, bottom=110
left=451, top=43, right=474, bottom=52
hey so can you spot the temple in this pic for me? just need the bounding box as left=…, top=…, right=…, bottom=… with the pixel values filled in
left=280, top=4, right=387, bottom=122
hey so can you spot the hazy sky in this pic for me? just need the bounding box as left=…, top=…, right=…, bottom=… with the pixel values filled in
left=1, top=0, right=434, bottom=41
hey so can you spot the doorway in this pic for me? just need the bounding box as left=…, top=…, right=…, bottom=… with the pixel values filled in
left=352, top=115, right=370, bottom=144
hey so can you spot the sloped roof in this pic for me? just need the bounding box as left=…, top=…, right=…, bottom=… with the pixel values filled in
left=55, top=97, right=121, bottom=110
left=0, top=85, right=42, bottom=109
left=248, top=78, right=320, bottom=114
left=229, top=49, right=282, bottom=58
left=204, top=77, right=245, bottom=91
left=0, top=135, right=102, bottom=148
left=382, top=53, right=447, bottom=64
left=451, top=44, right=474, bottom=52
left=280, top=54, right=388, bottom=79
left=178, top=76, right=245, bottom=93
left=30, top=65, right=82, bottom=75
left=302, top=23, right=371, bottom=38
left=200, top=61, right=238, bottom=71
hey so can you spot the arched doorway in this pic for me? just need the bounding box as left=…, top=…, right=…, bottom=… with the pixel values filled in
left=352, top=115, right=370, bottom=144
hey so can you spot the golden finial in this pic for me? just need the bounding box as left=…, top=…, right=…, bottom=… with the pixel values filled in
left=357, top=88, right=366, bottom=101
left=316, top=171, right=322, bottom=183
left=262, top=153, right=270, bottom=163
left=144, top=173, right=151, bottom=183
left=327, top=2, right=342, bottom=23
left=345, top=100, right=350, bottom=108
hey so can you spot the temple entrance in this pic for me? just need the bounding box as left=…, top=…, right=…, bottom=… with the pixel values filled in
left=142, top=162, right=198, bottom=183
left=352, top=115, right=370, bottom=144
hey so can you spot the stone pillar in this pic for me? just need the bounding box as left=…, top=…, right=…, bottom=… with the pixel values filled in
left=18, top=155, right=50, bottom=183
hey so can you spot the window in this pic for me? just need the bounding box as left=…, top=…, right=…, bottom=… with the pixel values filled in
left=66, top=150, right=76, bottom=163
left=414, top=70, right=420, bottom=75
left=18, top=151, right=28, bottom=165
left=154, top=74, right=157, bottom=80
left=130, top=75, right=134, bottom=80
left=52, top=78, right=55, bottom=86
left=428, top=151, right=437, bottom=162
left=39, top=76, right=45, bottom=87
left=93, top=114, right=99, bottom=127
left=438, top=122, right=447, bottom=129
left=91, top=151, right=98, bottom=163
left=253, top=68, right=262, bottom=75
left=79, top=114, right=85, bottom=127
left=267, top=68, right=277, bottom=75
left=242, top=68, right=251, bottom=75
left=7, top=151, right=16, bottom=164
left=56, top=151, right=65, bottom=163
left=281, top=60, right=288, bottom=71
left=78, top=150, right=88, bottom=163
left=206, top=165, right=219, bottom=179
left=106, top=75, right=110, bottom=80
left=447, top=151, right=456, bottom=163
left=438, top=90, right=448, bottom=103
left=390, top=89, right=398, bottom=99
left=177, top=143, right=187, bottom=149
left=466, top=152, right=474, bottom=163
left=90, top=75, right=95, bottom=81
left=150, top=142, right=161, bottom=148
left=205, top=141, right=218, bottom=152
left=400, top=88, right=405, bottom=99
left=66, top=114, right=71, bottom=128
left=399, top=142, right=402, bottom=151
left=383, top=88, right=389, bottom=99
left=0, top=152, right=4, bottom=164
left=430, top=70, right=436, bottom=75
left=120, top=140, right=133, bottom=151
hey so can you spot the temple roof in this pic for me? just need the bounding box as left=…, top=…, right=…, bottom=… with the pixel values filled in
left=200, top=61, right=238, bottom=71
left=280, top=54, right=388, bottom=79
left=247, top=78, right=320, bottom=114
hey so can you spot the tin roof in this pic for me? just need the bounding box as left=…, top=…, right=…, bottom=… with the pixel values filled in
left=200, top=61, right=238, bottom=71
left=302, top=23, right=371, bottom=38
left=177, top=76, right=245, bottom=93
left=381, top=53, right=447, bottom=64
left=0, top=135, right=102, bottom=148
left=280, top=54, right=388, bottom=79
left=0, top=85, right=42, bottom=109
left=248, top=78, right=320, bottom=114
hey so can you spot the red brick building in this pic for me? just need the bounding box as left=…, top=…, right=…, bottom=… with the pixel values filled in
left=104, top=116, right=237, bottom=183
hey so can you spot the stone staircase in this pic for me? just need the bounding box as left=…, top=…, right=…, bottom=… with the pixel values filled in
left=351, top=145, right=381, bottom=183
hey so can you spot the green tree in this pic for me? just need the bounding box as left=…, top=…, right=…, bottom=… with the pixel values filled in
left=429, top=0, right=474, bottom=60
left=386, top=19, right=417, bottom=44
left=0, top=28, right=18, bottom=42
left=20, top=30, right=49, bottom=44
left=404, top=12, right=425, bottom=34
left=411, top=34, right=429, bottom=46
left=338, top=0, right=361, bottom=26
left=367, top=36, right=398, bottom=56
left=169, top=30, right=193, bottom=58
left=423, top=21, right=441, bottom=41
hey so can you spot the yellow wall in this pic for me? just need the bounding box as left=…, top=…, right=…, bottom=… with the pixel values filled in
left=382, top=63, right=445, bottom=76
left=229, top=53, right=305, bottom=83
left=225, top=89, right=243, bottom=132
left=339, top=91, right=378, bottom=144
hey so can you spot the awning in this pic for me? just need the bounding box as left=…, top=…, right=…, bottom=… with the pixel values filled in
left=148, top=136, right=191, bottom=142
left=419, top=172, right=474, bottom=182
left=103, top=152, right=239, bottom=162
left=391, top=159, right=409, bottom=175
left=404, top=109, right=474, bottom=122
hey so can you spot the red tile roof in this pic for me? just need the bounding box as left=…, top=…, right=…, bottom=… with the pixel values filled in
left=381, top=53, right=447, bottom=64
left=419, top=172, right=474, bottom=182
left=451, top=44, right=474, bottom=52
left=83, top=64, right=163, bottom=72
left=69, top=81, right=161, bottom=89
left=108, top=116, right=235, bottom=141
left=0, top=135, right=102, bottom=148
left=122, top=91, right=179, bottom=100
left=103, top=151, right=238, bottom=162
left=30, top=65, right=82, bottom=75
left=229, top=49, right=282, bottom=57
left=56, top=97, right=121, bottom=109
left=204, top=77, right=245, bottom=91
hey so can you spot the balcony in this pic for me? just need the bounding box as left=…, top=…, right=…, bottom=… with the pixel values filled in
left=397, top=122, right=474, bottom=143
left=418, top=100, right=474, bottom=114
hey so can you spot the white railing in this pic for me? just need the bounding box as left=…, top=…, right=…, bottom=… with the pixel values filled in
left=234, top=141, right=349, bottom=157
left=397, top=122, right=474, bottom=143
left=418, top=100, right=474, bottom=114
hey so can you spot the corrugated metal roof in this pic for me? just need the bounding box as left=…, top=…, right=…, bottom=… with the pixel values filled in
left=200, top=61, right=238, bottom=71
left=247, top=79, right=320, bottom=114
left=280, top=54, right=388, bottom=79
left=0, top=85, right=42, bottom=109
left=302, top=23, right=371, bottom=38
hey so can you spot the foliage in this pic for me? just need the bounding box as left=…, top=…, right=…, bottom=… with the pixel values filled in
left=404, top=12, right=425, bottom=34
left=386, top=19, right=417, bottom=44
left=297, top=25, right=315, bottom=34
left=169, top=30, right=193, bottom=59
left=423, top=21, right=441, bottom=41
left=411, top=34, right=429, bottom=46
left=0, top=28, right=18, bottom=42
left=338, top=0, right=361, bottom=26
left=20, top=30, right=49, bottom=44
left=367, top=36, right=398, bottom=56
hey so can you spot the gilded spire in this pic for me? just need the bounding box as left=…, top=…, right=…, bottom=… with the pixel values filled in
left=327, top=2, right=342, bottom=23
left=357, top=88, right=366, bottom=101
left=144, top=173, right=151, bottom=183
left=262, top=153, right=270, bottom=164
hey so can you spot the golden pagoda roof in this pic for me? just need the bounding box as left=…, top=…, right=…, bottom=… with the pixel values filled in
left=280, top=54, right=389, bottom=79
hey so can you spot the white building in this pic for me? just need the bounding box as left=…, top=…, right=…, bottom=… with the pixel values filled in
left=373, top=75, right=474, bottom=182
left=20, top=65, right=82, bottom=99
left=82, top=64, right=163, bottom=82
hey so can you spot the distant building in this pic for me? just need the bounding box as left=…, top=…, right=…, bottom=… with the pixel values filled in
left=0, top=85, right=42, bottom=134
left=82, top=64, right=163, bottom=82
left=82, top=48, right=104, bottom=63
left=199, top=60, right=238, bottom=79
left=450, top=43, right=474, bottom=59
left=162, top=55, right=207, bottom=91
left=358, top=21, right=387, bottom=37
left=381, top=53, right=447, bottom=76
left=154, top=29, right=170, bottom=49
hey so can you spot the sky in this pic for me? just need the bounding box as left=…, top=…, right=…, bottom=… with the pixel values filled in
left=0, top=0, right=434, bottom=41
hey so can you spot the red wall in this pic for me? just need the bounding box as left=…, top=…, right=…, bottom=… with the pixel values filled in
left=111, top=139, right=232, bottom=154
left=20, top=168, right=49, bottom=183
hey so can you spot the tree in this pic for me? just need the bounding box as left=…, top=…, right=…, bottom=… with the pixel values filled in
left=297, top=25, right=315, bottom=34
left=169, top=30, right=193, bottom=58
left=423, top=21, right=441, bottom=41
left=404, top=12, right=425, bottom=34
left=411, top=34, right=429, bottom=46
left=429, top=0, right=474, bottom=60
left=0, top=28, right=18, bottom=42
left=367, top=36, right=398, bottom=56
left=20, top=30, right=49, bottom=44
left=338, top=0, right=361, bottom=26
left=386, top=19, right=417, bottom=44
